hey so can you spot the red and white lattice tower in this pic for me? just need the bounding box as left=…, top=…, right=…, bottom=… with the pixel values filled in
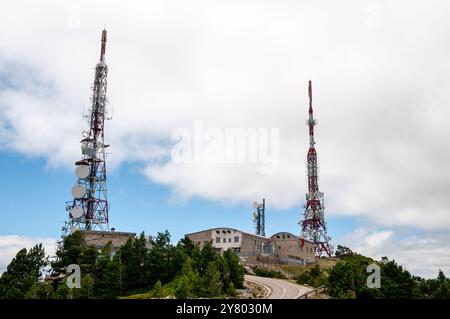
left=299, top=81, right=333, bottom=257
left=62, top=30, right=110, bottom=236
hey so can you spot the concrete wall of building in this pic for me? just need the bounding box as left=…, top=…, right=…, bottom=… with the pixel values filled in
left=186, top=228, right=267, bottom=256
left=81, top=230, right=136, bottom=252
left=269, top=232, right=315, bottom=264
left=240, top=232, right=267, bottom=256
left=187, top=230, right=214, bottom=249
left=186, top=228, right=316, bottom=264
left=211, top=229, right=242, bottom=251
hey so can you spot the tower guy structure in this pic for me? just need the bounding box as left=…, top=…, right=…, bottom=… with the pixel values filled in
left=299, top=81, right=333, bottom=257
left=62, top=30, right=110, bottom=236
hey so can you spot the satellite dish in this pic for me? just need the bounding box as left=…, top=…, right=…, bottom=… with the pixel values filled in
left=71, top=184, right=85, bottom=198
left=76, top=165, right=89, bottom=179
left=70, top=207, right=83, bottom=219
left=81, top=143, right=89, bottom=155
left=252, top=202, right=259, bottom=209
left=253, top=212, right=258, bottom=219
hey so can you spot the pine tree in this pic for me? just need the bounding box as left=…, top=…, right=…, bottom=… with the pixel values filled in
left=0, top=244, right=48, bottom=299
left=223, top=249, right=244, bottom=289
left=80, top=274, right=94, bottom=299
left=153, top=280, right=164, bottom=298
left=203, top=262, right=222, bottom=297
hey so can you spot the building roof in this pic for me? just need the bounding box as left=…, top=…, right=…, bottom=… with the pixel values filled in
left=185, top=227, right=268, bottom=240
left=186, top=227, right=315, bottom=243
left=79, top=230, right=136, bottom=236
left=269, top=231, right=315, bottom=244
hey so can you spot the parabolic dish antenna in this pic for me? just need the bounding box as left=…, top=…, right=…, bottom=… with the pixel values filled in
left=71, top=184, right=86, bottom=199
left=76, top=165, right=90, bottom=179
left=252, top=202, right=259, bottom=209
left=70, top=207, right=83, bottom=219
left=81, top=143, right=88, bottom=155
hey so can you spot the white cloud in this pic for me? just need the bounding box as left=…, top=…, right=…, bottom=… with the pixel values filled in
left=0, top=235, right=57, bottom=274
left=338, top=228, right=450, bottom=278
left=1, top=0, right=450, bottom=231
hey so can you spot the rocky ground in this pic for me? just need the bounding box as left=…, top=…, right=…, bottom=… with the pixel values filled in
left=237, top=280, right=269, bottom=299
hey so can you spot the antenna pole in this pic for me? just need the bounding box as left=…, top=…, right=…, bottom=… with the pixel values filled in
left=299, top=81, right=333, bottom=257
left=63, top=30, right=111, bottom=236
left=100, top=29, right=107, bottom=62
left=253, top=199, right=266, bottom=237
left=261, top=198, right=265, bottom=237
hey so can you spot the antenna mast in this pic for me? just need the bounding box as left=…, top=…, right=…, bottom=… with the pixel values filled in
left=252, top=199, right=266, bottom=237
left=299, top=81, right=333, bottom=257
left=62, top=29, right=111, bottom=236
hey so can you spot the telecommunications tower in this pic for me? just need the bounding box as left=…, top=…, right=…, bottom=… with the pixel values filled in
left=252, top=199, right=266, bottom=237
left=62, top=29, right=111, bottom=236
left=299, top=81, right=333, bottom=257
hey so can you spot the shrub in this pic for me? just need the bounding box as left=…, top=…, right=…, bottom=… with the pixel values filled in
left=252, top=267, right=286, bottom=279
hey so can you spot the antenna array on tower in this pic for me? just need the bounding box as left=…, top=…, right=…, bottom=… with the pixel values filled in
left=299, top=81, right=333, bottom=257
left=62, top=30, right=111, bottom=237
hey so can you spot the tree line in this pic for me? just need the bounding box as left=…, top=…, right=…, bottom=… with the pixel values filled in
left=296, top=245, right=450, bottom=299
left=0, top=230, right=245, bottom=299
left=2, top=235, right=449, bottom=299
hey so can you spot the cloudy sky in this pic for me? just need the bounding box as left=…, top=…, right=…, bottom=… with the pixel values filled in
left=1, top=0, right=450, bottom=278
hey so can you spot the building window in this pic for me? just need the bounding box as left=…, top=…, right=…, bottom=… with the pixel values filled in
left=234, top=236, right=239, bottom=243
left=223, top=238, right=226, bottom=243
left=215, top=237, right=220, bottom=243
left=228, top=238, right=231, bottom=243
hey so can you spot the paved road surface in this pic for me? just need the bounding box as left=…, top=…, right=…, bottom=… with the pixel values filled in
left=245, top=275, right=312, bottom=299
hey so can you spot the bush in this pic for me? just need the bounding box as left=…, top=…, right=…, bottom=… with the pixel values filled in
left=226, top=282, right=237, bottom=297
left=296, top=264, right=327, bottom=287
left=252, top=267, right=286, bottom=279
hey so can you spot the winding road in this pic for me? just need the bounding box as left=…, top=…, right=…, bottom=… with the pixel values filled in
left=245, top=275, right=312, bottom=299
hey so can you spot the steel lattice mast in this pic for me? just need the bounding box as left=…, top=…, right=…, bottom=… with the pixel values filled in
left=62, top=30, right=110, bottom=236
left=299, top=81, right=333, bottom=257
left=252, top=199, right=266, bottom=237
